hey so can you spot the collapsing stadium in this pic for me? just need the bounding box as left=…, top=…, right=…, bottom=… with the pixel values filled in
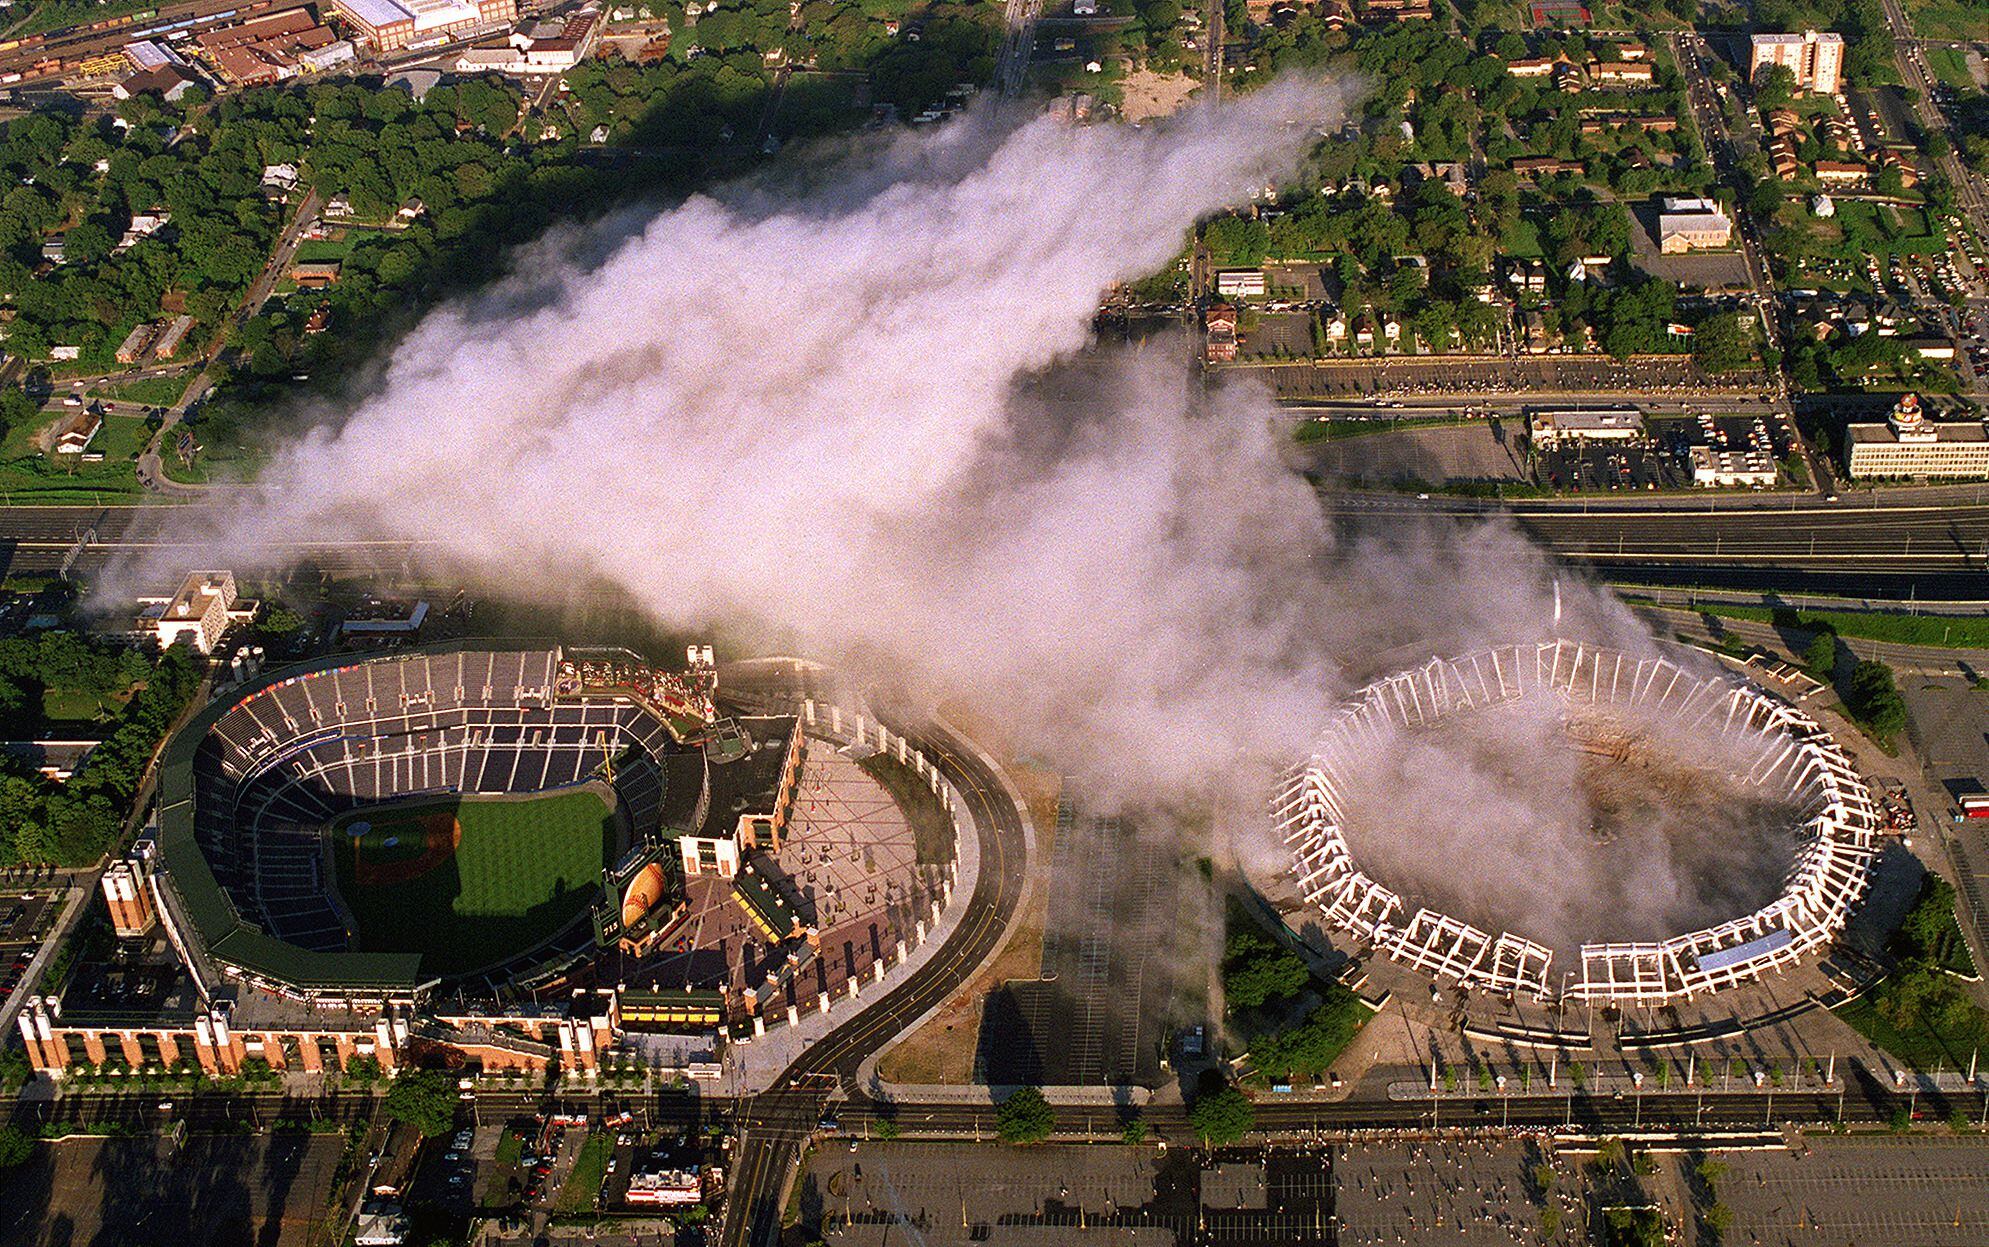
left=1276, top=641, right=1881, bottom=1006
left=16, top=643, right=964, bottom=1081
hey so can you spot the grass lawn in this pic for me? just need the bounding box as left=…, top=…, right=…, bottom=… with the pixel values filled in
left=1655, top=601, right=1989, bottom=650
left=41, top=682, right=135, bottom=725
left=0, top=413, right=147, bottom=504
left=329, top=790, right=615, bottom=976
left=1500, top=217, right=1545, bottom=259
left=1835, top=976, right=1989, bottom=1069
left=482, top=1128, right=525, bottom=1208
left=1831, top=200, right=1944, bottom=258
left=91, top=375, right=189, bottom=408
left=292, top=237, right=357, bottom=265
left=1906, top=0, right=1989, bottom=41
left=163, top=400, right=274, bottom=485
left=553, top=1132, right=611, bottom=1214
left=1927, top=44, right=1982, bottom=94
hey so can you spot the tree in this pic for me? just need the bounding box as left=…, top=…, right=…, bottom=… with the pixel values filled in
left=1248, top=991, right=1368, bottom=1081
left=1847, top=659, right=1908, bottom=740
left=0, top=388, right=37, bottom=433
left=0, top=1125, right=31, bottom=1168
left=382, top=1068, right=458, bottom=1137
left=994, top=1086, right=1055, bottom=1144
left=1189, top=1083, right=1253, bottom=1146
left=1692, top=312, right=1753, bottom=373
left=1222, top=927, right=1307, bottom=1011
left=1803, top=630, right=1838, bottom=680
left=1898, top=875, right=1959, bottom=962
left=1753, top=63, right=1798, bottom=110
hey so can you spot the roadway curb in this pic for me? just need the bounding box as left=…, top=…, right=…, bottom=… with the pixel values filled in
left=856, top=712, right=1039, bottom=1101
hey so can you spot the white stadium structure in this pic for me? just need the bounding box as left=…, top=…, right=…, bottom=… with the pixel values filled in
left=1276, top=640, right=1881, bottom=1006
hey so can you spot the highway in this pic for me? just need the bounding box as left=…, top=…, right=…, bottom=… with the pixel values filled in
left=14, top=489, right=1989, bottom=591
left=821, top=1078, right=1930, bottom=1140
left=717, top=719, right=1030, bottom=1247
left=15, top=1072, right=1957, bottom=1175
left=1324, top=492, right=1989, bottom=566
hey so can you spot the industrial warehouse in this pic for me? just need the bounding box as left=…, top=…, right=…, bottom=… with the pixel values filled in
left=15, top=643, right=961, bottom=1082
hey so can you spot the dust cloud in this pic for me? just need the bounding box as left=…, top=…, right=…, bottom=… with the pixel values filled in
left=133, top=76, right=1758, bottom=930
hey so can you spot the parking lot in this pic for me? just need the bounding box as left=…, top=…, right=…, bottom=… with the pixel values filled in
left=796, top=1142, right=1347, bottom=1244
left=1716, top=1135, right=1989, bottom=1245
left=1301, top=421, right=1528, bottom=488
left=0, top=881, right=71, bottom=1016
left=1333, top=1137, right=1580, bottom=1247
left=1252, top=354, right=1771, bottom=399
left=410, top=1120, right=485, bottom=1215
left=1900, top=678, right=1989, bottom=960
left=1242, top=311, right=1317, bottom=359
left=1628, top=208, right=1754, bottom=290
left=0, top=1131, right=343, bottom=1247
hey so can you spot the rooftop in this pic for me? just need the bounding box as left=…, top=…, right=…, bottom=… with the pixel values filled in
left=337, top=0, right=415, bottom=28
left=163, top=571, right=234, bottom=621
left=1847, top=421, right=1988, bottom=444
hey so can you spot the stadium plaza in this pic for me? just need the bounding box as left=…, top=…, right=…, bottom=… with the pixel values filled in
left=16, top=643, right=964, bottom=1086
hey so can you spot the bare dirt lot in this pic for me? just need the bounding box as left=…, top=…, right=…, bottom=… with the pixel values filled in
left=1117, top=67, right=1200, bottom=122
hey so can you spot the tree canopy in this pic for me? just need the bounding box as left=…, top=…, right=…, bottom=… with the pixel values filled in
left=382, top=1069, right=459, bottom=1137
left=994, top=1086, right=1055, bottom=1144
left=1187, top=1081, right=1254, bottom=1147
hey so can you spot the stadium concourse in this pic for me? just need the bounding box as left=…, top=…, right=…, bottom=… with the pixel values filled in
left=14, top=643, right=958, bottom=1088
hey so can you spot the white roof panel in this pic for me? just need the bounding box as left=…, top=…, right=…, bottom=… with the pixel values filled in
left=339, top=0, right=415, bottom=29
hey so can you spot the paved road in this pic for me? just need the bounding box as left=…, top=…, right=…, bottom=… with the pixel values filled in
left=1325, top=492, right=1989, bottom=566
left=22, top=1075, right=1938, bottom=1149
left=995, top=0, right=1043, bottom=97
left=16, top=489, right=1989, bottom=585
left=1671, top=32, right=1784, bottom=352
left=718, top=720, right=1029, bottom=1247
left=138, top=188, right=323, bottom=497
left=824, top=1071, right=1937, bottom=1141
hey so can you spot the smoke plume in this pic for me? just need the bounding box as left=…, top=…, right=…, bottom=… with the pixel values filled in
left=143, top=75, right=1742, bottom=931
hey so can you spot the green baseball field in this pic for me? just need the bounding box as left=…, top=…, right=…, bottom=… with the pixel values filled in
left=328, top=789, right=616, bottom=976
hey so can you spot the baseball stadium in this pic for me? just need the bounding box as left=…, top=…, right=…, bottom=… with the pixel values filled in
left=159, top=645, right=686, bottom=995
left=15, top=642, right=960, bottom=1082
left=1277, top=640, right=1881, bottom=1009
